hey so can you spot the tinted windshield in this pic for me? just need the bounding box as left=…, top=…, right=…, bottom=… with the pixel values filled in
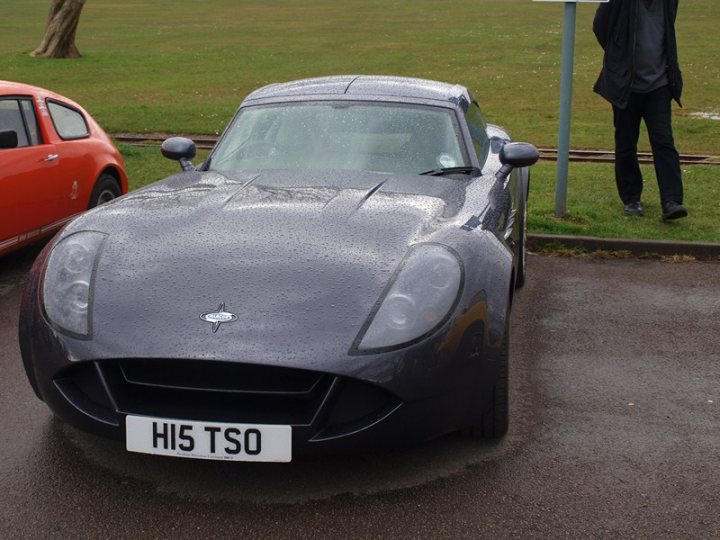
left=209, top=102, right=469, bottom=175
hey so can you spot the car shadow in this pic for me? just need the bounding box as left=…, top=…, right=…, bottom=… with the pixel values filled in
left=48, top=415, right=526, bottom=505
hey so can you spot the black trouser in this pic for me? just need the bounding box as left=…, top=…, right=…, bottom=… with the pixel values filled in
left=612, top=85, right=683, bottom=206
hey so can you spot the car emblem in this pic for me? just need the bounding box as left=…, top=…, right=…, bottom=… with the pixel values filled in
left=199, top=303, right=238, bottom=333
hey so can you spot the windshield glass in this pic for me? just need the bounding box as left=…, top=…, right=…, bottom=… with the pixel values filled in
left=208, top=101, right=469, bottom=175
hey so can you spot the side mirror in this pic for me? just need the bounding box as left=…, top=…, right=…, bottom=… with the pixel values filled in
left=495, top=142, right=539, bottom=181
left=161, top=137, right=197, bottom=171
left=0, top=129, right=19, bottom=149
left=500, top=142, right=539, bottom=168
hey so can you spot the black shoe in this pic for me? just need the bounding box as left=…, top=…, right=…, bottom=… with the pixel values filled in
left=624, top=201, right=644, bottom=216
left=662, top=201, right=687, bottom=220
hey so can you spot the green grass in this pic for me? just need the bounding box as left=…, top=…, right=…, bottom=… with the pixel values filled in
left=2, top=0, right=718, bottom=242
left=530, top=162, right=720, bottom=243
left=2, top=0, right=718, bottom=152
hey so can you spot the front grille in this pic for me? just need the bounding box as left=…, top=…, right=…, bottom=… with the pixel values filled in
left=119, top=359, right=323, bottom=395
left=106, top=359, right=330, bottom=425
left=54, top=359, right=402, bottom=439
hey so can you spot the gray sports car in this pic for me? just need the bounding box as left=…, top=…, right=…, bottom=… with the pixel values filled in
left=19, top=76, right=538, bottom=462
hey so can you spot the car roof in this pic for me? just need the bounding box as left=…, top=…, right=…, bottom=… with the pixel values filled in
left=0, top=80, right=84, bottom=110
left=0, top=80, right=47, bottom=95
left=244, top=75, right=472, bottom=107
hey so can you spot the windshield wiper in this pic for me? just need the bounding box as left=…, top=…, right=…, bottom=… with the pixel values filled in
left=419, top=166, right=481, bottom=177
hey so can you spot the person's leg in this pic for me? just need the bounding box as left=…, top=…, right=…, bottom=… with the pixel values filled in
left=613, top=93, right=644, bottom=205
left=643, top=85, right=684, bottom=207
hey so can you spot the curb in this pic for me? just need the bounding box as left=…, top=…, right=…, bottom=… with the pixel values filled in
left=527, top=234, right=720, bottom=261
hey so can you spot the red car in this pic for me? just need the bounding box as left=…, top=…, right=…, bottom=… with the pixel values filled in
left=0, top=81, right=128, bottom=256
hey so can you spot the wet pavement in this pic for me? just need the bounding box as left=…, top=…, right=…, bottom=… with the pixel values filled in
left=1, top=247, right=719, bottom=538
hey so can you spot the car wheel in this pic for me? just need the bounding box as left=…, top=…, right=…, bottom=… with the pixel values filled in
left=466, top=322, right=509, bottom=440
left=88, top=173, right=121, bottom=209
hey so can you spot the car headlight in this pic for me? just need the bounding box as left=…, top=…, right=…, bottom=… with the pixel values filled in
left=43, top=231, right=107, bottom=338
left=354, top=243, right=463, bottom=351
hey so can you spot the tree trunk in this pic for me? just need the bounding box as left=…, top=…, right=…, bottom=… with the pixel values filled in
left=31, top=0, right=87, bottom=59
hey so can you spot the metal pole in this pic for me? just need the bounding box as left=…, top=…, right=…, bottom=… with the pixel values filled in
left=554, top=1, right=577, bottom=216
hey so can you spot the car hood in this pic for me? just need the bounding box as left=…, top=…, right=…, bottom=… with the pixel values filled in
left=65, top=169, right=471, bottom=367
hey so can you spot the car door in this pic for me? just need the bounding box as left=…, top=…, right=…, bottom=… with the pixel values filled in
left=45, top=99, right=96, bottom=215
left=0, top=96, right=61, bottom=251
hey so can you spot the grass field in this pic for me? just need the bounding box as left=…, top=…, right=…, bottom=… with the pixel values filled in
left=2, top=0, right=719, bottom=242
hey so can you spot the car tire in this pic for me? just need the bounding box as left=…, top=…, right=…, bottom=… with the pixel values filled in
left=466, top=322, right=509, bottom=440
left=88, top=173, right=121, bottom=209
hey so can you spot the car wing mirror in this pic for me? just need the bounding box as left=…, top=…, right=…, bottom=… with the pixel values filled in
left=496, top=142, right=539, bottom=181
left=0, top=129, right=18, bottom=149
left=161, top=137, right=197, bottom=171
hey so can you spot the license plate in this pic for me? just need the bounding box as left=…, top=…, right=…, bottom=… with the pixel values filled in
left=125, top=415, right=292, bottom=462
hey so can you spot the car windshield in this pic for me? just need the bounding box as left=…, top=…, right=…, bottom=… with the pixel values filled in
left=208, top=101, right=469, bottom=175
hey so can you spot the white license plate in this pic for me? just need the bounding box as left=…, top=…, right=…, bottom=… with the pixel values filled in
left=125, top=415, right=292, bottom=462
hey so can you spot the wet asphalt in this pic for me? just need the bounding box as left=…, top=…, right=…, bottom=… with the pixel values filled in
left=1, top=247, right=719, bottom=539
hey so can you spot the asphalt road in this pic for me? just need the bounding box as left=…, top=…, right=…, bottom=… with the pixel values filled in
left=1, top=247, right=719, bottom=539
